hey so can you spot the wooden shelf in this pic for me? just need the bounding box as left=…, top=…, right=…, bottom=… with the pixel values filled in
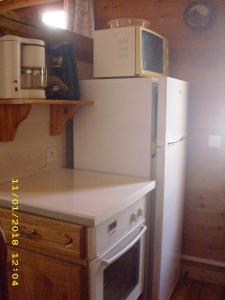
left=0, top=99, right=94, bottom=142
left=0, top=99, right=94, bottom=105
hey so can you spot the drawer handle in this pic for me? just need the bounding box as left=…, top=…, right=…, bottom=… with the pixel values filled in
left=64, top=233, right=73, bottom=248
left=19, top=229, right=37, bottom=239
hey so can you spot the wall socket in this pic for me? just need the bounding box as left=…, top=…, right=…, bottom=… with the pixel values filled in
left=47, top=147, right=57, bottom=162
left=208, top=135, right=221, bottom=148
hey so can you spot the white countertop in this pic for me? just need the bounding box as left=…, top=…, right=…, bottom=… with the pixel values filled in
left=0, top=168, right=155, bottom=227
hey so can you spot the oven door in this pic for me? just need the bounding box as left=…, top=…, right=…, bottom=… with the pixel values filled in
left=90, top=221, right=147, bottom=300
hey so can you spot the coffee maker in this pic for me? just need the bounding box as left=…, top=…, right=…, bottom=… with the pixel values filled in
left=0, top=35, right=47, bottom=99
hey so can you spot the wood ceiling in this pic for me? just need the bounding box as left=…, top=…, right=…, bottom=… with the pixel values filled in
left=0, top=0, right=62, bottom=12
left=0, top=0, right=64, bottom=27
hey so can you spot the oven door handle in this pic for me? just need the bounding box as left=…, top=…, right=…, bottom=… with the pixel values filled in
left=101, top=225, right=147, bottom=267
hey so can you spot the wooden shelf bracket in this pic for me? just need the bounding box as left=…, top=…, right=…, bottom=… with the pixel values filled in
left=0, top=104, right=31, bottom=142
left=0, top=99, right=94, bottom=142
left=50, top=104, right=79, bottom=136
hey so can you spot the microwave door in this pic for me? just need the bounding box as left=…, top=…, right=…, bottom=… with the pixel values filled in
left=136, top=27, right=165, bottom=77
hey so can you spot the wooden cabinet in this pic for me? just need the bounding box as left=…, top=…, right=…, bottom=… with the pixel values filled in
left=7, top=247, right=86, bottom=300
left=0, top=208, right=86, bottom=262
left=0, top=208, right=88, bottom=300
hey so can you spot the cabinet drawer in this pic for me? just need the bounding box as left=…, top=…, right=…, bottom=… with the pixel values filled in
left=0, top=208, right=86, bottom=260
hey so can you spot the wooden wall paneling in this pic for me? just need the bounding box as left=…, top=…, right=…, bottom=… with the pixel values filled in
left=183, top=187, right=225, bottom=262
left=185, top=188, right=225, bottom=212
left=77, top=61, right=93, bottom=80
left=181, top=259, right=225, bottom=286
left=171, top=278, right=225, bottom=299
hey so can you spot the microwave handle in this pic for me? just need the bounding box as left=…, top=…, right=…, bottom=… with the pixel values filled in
left=101, top=225, right=147, bottom=267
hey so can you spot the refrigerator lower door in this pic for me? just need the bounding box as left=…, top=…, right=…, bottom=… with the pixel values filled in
left=152, top=139, right=186, bottom=300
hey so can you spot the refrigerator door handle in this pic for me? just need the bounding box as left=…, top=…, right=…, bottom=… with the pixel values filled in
left=167, top=137, right=186, bottom=145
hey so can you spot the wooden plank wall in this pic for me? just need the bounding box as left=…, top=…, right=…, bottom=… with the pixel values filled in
left=95, top=0, right=225, bottom=281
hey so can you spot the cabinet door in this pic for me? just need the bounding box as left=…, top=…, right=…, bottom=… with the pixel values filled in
left=7, top=247, right=87, bottom=300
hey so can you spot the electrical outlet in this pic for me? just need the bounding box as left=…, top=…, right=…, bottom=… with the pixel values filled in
left=47, top=147, right=57, bottom=162
left=208, top=135, right=221, bottom=148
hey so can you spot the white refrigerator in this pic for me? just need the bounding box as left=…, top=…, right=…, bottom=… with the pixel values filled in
left=73, top=77, right=188, bottom=300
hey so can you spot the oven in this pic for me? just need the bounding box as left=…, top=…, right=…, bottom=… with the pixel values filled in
left=90, top=220, right=147, bottom=300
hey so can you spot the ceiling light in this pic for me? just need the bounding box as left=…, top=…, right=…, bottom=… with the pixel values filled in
left=42, top=11, right=66, bottom=30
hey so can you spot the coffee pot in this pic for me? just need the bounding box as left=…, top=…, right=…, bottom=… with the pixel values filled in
left=0, top=35, right=47, bottom=99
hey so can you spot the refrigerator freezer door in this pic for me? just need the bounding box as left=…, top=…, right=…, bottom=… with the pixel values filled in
left=157, top=77, right=188, bottom=146
left=153, top=139, right=186, bottom=300
left=74, top=78, right=153, bottom=177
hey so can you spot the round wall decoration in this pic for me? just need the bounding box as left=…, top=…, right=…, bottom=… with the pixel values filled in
left=184, top=1, right=216, bottom=31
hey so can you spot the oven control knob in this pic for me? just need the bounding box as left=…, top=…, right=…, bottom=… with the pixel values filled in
left=137, top=208, right=143, bottom=217
left=130, top=213, right=137, bottom=223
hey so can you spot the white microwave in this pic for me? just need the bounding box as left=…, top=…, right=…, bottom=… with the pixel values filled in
left=94, top=26, right=169, bottom=78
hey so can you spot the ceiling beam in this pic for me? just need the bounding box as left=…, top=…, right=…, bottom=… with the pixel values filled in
left=0, top=14, right=93, bottom=62
left=1, top=10, right=36, bottom=25
left=0, top=0, right=61, bottom=13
